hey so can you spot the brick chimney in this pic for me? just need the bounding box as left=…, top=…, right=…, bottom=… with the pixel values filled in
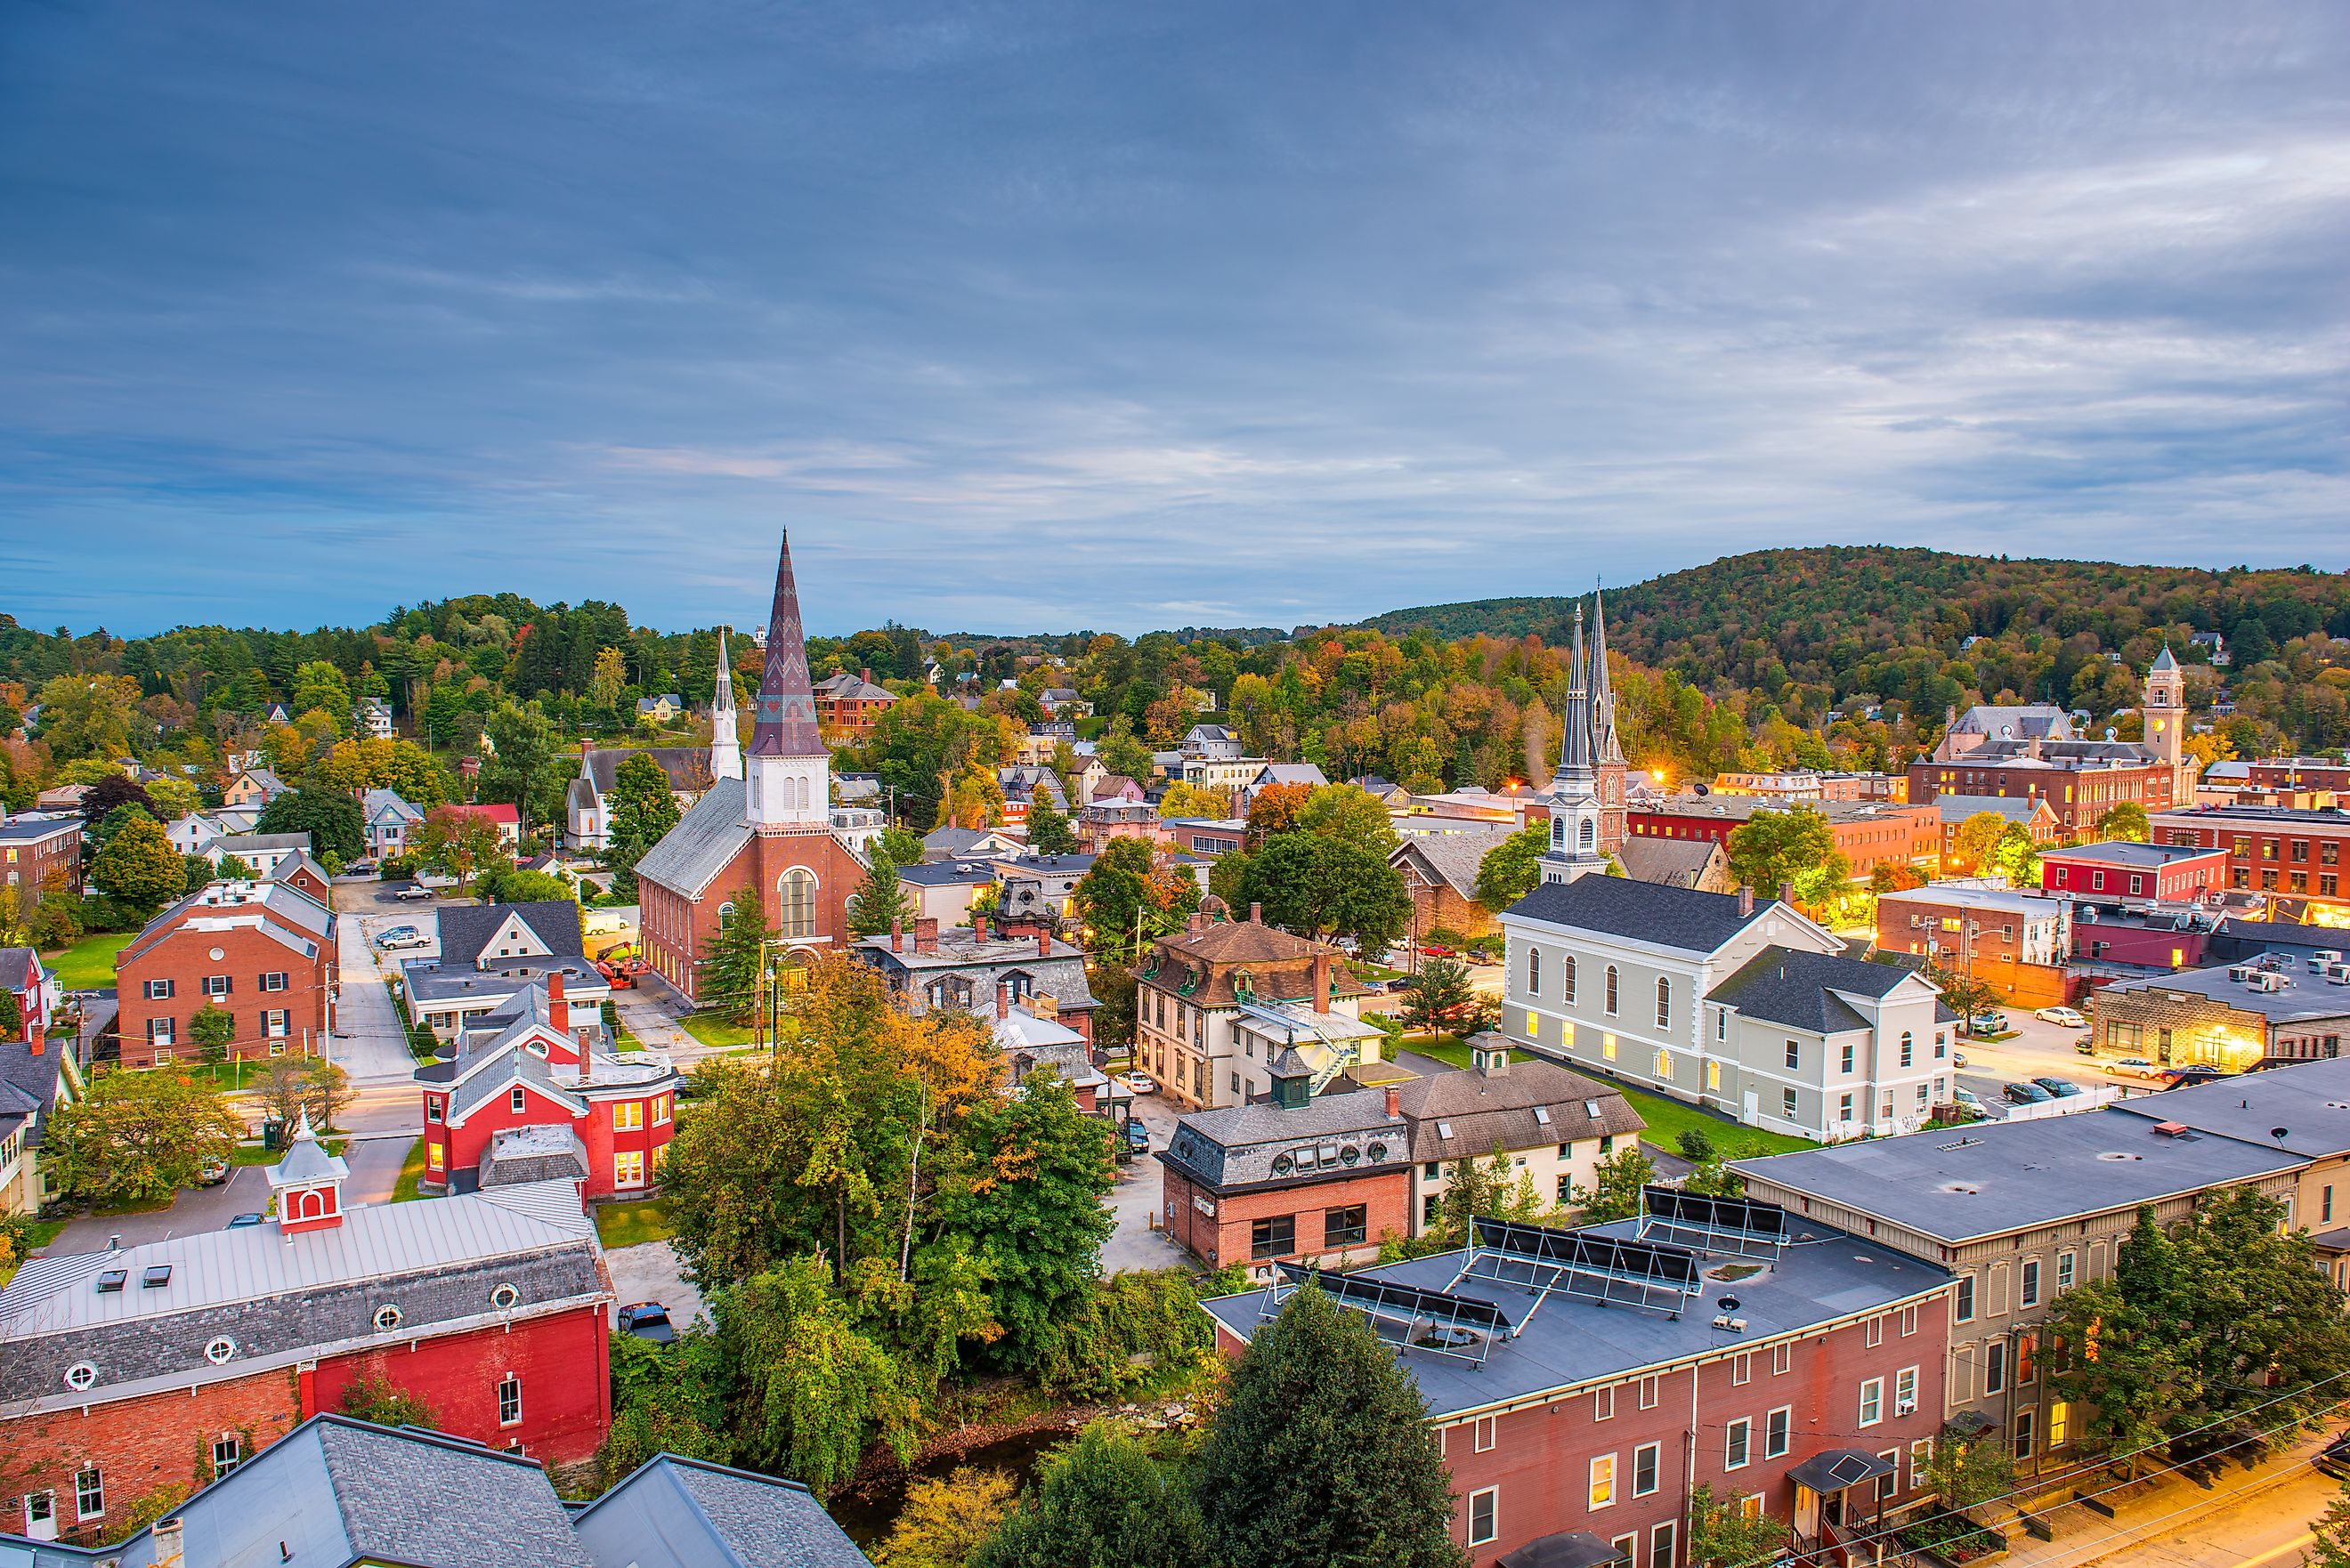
left=1187, top=912, right=1207, bottom=934
left=890, top=917, right=904, bottom=953
left=914, top=917, right=939, bottom=955
left=1250, top=901, right=1263, bottom=924
left=547, top=971, right=569, bottom=1037
left=1738, top=885, right=1754, bottom=917
left=1778, top=880, right=1794, bottom=907
left=973, top=912, right=990, bottom=942
left=1311, top=950, right=1332, bottom=1013
left=860, top=667, right=872, bottom=686
left=997, top=980, right=1013, bottom=1016
left=1385, top=1085, right=1401, bottom=1119
left=1037, top=927, right=1051, bottom=958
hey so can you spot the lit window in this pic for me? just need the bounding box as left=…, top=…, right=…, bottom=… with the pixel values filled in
left=615, top=1151, right=646, bottom=1188
left=613, top=1101, right=644, bottom=1132
left=1589, top=1454, right=1617, bottom=1507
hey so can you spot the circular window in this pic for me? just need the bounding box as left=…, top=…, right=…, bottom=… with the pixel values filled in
left=210, top=947, right=226, bottom=962
left=373, top=1305, right=402, bottom=1331
left=1365, top=1141, right=1389, bottom=1163
left=1270, top=1152, right=1294, bottom=1175
left=490, top=1284, right=520, bottom=1310
left=205, top=1336, right=237, bottom=1364
left=1339, top=1145, right=1360, bottom=1167
left=63, top=1362, right=97, bottom=1391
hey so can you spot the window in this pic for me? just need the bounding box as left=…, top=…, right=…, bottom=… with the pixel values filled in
left=1656, top=977, right=1671, bottom=1028
left=1896, top=1366, right=1918, bottom=1414
left=1706, top=1060, right=1722, bottom=1092
left=1649, top=1523, right=1677, bottom=1568
left=1251, top=1214, right=1295, bottom=1260
left=263, top=1009, right=289, bottom=1039
left=260, top=971, right=288, bottom=992
left=1605, top=966, right=1618, bottom=1015
left=2021, top=1259, right=2041, bottom=1309
left=1633, top=1442, right=1660, bottom=1497
left=1765, top=1406, right=1790, bottom=1459
left=1731, top=1351, right=1751, bottom=1385
left=1860, top=1377, right=1884, bottom=1427
left=212, top=1435, right=242, bottom=1478
left=1840, top=1042, right=1854, bottom=1073
left=1653, top=1048, right=1671, bottom=1078
left=1956, top=1274, right=1976, bottom=1322
left=1563, top=956, right=1577, bottom=1003
left=203, top=975, right=231, bottom=998
left=149, top=1016, right=174, bottom=1047
left=1910, top=1437, right=1934, bottom=1488
left=498, top=1373, right=522, bottom=1427
left=426, top=1096, right=443, bottom=1124
left=1781, top=1087, right=1796, bottom=1119
left=778, top=868, right=818, bottom=940
left=1589, top=1453, right=1617, bottom=1507
left=1717, top=1008, right=1727, bottom=1041
left=1771, top=1343, right=1791, bottom=1376
left=205, top=1336, right=236, bottom=1364
left=1472, top=1415, right=1496, bottom=1452
left=653, top=1095, right=671, bottom=1125
left=508, top=1086, right=527, bottom=1115
left=1725, top=1418, right=1750, bottom=1469
left=2012, top=1407, right=2036, bottom=1461
left=1594, top=1383, right=1615, bottom=1419
left=1984, top=1339, right=2008, bottom=1395
left=375, top=1305, right=403, bottom=1330
left=1469, top=1487, right=1498, bottom=1546
left=1528, top=948, right=1540, bottom=995
left=1901, top=1303, right=1918, bottom=1337
left=1638, top=1374, right=1660, bottom=1409
left=1900, top=1031, right=1914, bottom=1068
left=1785, top=1039, right=1801, bottom=1069
left=143, top=977, right=173, bottom=1000
left=2048, top=1401, right=2070, bottom=1448
left=2328, top=1187, right=2338, bottom=1225
left=613, top=1101, right=644, bottom=1131
left=1839, top=1092, right=1854, bottom=1122
left=1867, top=1314, right=1884, bottom=1347
left=74, top=1468, right=101, bottom=1523
left=1602, top=1034, right=1617, bottom=1062
left=1324, top=1205, right=1367, bottom=1248
left=614, top=1151, right=646, bottom=1187
left=1877, top=1449, right=1900, bottom=1502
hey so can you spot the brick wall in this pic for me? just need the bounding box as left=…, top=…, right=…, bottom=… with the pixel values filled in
left=428, top=1081, right=675, bottom=1198
left=1401, top=863, right=1495, bottom=940
left=312, top=1302, right=611, bottom=1467
left=1162, top=1165, right=1410, bottom=1271
left=116, top=917, right=336, bottom=1069
left=0, top=823, right=82, bottom=899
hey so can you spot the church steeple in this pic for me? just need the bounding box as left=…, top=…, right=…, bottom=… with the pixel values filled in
left=1588, top=589, right=1624, bottom=768
left=744, top=532, right=831, bottom=830
left=1542, top=601, right=1609, bottom=885
left=1556, top=603, right=1593, bottom=781
left=709, top=629, right=742, bottom=782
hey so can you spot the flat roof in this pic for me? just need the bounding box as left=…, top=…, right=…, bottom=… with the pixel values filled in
left=1731, top=1108, right=2301, bottom=1244
left=2153, top=805, right=2350, bottom=828
left=2100, top=963, right=2350, bottom=1023
left=2044, top=842, right=2228, bottom=867
left=1879, top=882, right=2061, bottom=916
left=1201, top=1218, right=1950, bottom=1419
left=2107, top=1056, right=2350, bottom=1157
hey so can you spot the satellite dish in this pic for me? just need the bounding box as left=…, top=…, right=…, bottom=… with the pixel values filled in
left=1718, top=1296, right=1742, bottom=1313
left=2272, top=1128, right=2291, bottom=1145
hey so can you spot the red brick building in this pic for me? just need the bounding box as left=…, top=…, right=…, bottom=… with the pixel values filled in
left=113, top=879, right=337, bottom=1067
left=1627, top=796, right=1939, bottom=883
left=415, top=974, right=679, bottom=1198
left=1159, top=1080, right=1410, bottom=1273
left=0, top=812, right=83, bottom=899
left=637, top=534, right=870, bottom=1002
left=1202, top=1201, right=1954, bottom=1568
left=2039, top=841, right=2229, bottom=903
left=2150, top=804, right=2350, bottom=915
left=1391, top=829, right=1513, bottom=942
left=0, top=1124, right=610, bottom=1547
left=814, top=668, right=897, bottom=736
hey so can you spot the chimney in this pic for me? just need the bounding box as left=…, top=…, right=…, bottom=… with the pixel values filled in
left=1778, top=880, right=1794, bottom=907
left=973, top=913, right=989, bottom=942
left=547, top=971, right=568, bottom=1037
left=1250, top=901, right=1263, bottom=924
left=890, top=917, right=904, bottom=954
left=1385, top=1085, right=1401, bottom=1119
left=1311, top=951, right=1333, bottom=1014
left=151, top=1518, right=186, bottom=1568
left=860, top=667, right=871, bottom=685
left=28, top=1032, right=40, bottom=1056
left=914, top=917, right=939, bottom=955
left=1738, top=885, right=1754, bottom=917
left=1037, top=927, right=1051, bottom=958
left=1188, top=912, right=1207, bottom=934
left=997, top=980, right=1013, bottom=1016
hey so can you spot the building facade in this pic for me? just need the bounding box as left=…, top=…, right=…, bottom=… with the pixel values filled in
left=2150, top=804, right=2350, bottom=914
left=1135, top=909, right=1374, bottom=1111
left=1628, top=797, right=1939, bottom=884
left=2039, top=841, right=2230, bottom=903
left=1159, top=1082, right=1411, bottom=1273
left=114, top=880, right=338, bottom=1067
left=0, top=813, right=83, bottom=898
left=2092, top=962, right=2350, bottom=1070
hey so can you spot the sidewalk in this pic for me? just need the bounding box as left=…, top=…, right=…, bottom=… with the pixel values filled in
left=1991, top=1425, right=2332, bottom=1568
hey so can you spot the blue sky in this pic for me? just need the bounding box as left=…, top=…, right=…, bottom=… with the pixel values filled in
left=3, top=3, right=2344, bottom=636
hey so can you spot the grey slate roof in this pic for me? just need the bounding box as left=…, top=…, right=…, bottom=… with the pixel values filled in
left=1708, top=945, right=1919, bottom=1035
left=1614, top=835, right=1727, bottom=891
left=1933, top=793, right=2049, bottom=825
left=1159, top=1087, right=1408, bottom=1192
left=580, top=745, right=711, bottom=795
left=213, top=830, right=312, bottom=854
left=1504, top=876, right=1784, bottom=954
left=1730, top=1108, right=2303, bottom=1244
left=482, top=1123, right=592, bottom=1188
left=1396, top=1060, right=1645, bottom=1163
left=436, top=898, right=587, bottom=967
left=1391, top=828, right=1515, bottom=899
left=636, top=777, right=755, bottom=897
left=575, top=1454, right=874, bottom=1568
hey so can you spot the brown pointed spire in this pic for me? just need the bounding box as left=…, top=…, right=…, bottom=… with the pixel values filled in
left=749, top=531, right=827, bottom=758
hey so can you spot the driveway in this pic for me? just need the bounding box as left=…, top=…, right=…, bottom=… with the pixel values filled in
left=330, top=876, right=434, bottom=1084
left=1100, top=1090, right=1190, bottom=1273
left=606, top=1240, right=708, bottom=1330
left=49, top=1166, right=271, bottom=1254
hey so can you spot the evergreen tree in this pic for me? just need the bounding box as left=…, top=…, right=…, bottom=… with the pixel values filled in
left=1025, top=801, right=1079, bottom=857
left=609, top=752, right=681, bottom=844
left=698, top=884, right=774, bottom=1021
left=848, top=845, right=917, bottom=937
left=1193, top=1283, right=1467, bottom=1568
left=1400, top=956, right=1479, bottom=1047
left=971, top=1421, right=1205, bottom=1568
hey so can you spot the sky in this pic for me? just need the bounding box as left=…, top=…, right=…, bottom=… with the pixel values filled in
left=2, top=3, right=2345, bottom=638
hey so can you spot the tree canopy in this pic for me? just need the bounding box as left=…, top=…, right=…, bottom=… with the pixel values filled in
left=45, top=1069, right=243, bottom=1207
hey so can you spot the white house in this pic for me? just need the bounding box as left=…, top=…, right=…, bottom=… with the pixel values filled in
left=360, top=700, right=394, bottom=740
left=163, top=813, right=222, bottom=857
left=361, top=788, right=425, bottom=859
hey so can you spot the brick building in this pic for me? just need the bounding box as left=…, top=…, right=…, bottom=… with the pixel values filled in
left=1398, top=1047, right=1645, bottom=1233
left=0, top=1125, right=610, bottom=1546
left=813, top=668, right=897, bottom=736
left=1136, top=906, right=1376, bottom=1111
left=855, top=917, right=1100, bottom=1044
left=1203, top=1197, right=1954, bottom=1568
left=1712, top=770, right=1906, bottom=804
left=2149, top=804, right=2350, bottom=915
left=1159, top=1079, right=1411, bottom=1273
left=0, top=812, right=83, bottom=898
left=414, top=974, right=680, bottom=1197
left=1391, top=828, right=1515, bottom=942
left=2069, top=906, right=2210, bottom=977
left=114, top=880, right=337, bottom=1068
left=2248, top=756, right=2350, bottom=794
left=2039, top=841, right=2229, bottom=903
left=1625, top=796, right=1939, bottom=884
left=1875, top=883, right=2071, bottom=1007
left=636, top=534, right=873, bottom=1001
left=2092, top=961, right=2350, bottom=1070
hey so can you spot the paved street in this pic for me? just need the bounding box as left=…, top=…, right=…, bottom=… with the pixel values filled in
left=1101, top=1087, right=1188, bottom=1273
left=1998, top=1430, right=2340, bottom=1568
left=330, top=875, right=443, bottom=1083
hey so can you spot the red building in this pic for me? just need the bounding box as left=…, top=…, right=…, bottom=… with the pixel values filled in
left=814, top=668, right=897, bottom=736
left=637, top=533, right=870, bottom=1003
left=1159, top=1078, right=1411, bottom=1273
left=2039, top=842, right=2229, bottom=903
left=0, top=1122, right=610, bottom=1546
left=414, top=974, right=679, bottom=1197
left=1628, top=796, right=1939, bottom=883
left=440, top=801, right=522, bottom=851
left=2151, top=804, right=2350, bottom=915
left=0, top=812, right=83, bottom=898
left=1202, top=1200, right=1954, bottom=1568
left=113, top=879, right=337, bottom=1067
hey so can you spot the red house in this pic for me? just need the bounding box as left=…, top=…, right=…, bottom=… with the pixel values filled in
left=113, top=879, right=338, bottom=1067
left=0, top=1121, right=610, bottom=1546
left=2039, top=841, right=2229, bottom=903
left=1159, top=1078, right=1412, bottom=1273
left=415, top=974, right=678, bottom=1198
left=0, top=812, right=83, bottom=899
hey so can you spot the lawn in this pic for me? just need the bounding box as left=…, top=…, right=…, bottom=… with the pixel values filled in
left=596, top=1197, right=677, bottom=1249
left=1399, top=1032, right=1535, bottom=1071
left=46, top=931, right=136, bottom=989
left=679, top=1011, right=758, bottom=1049
left=392, top=1138, right=431, bottom=1202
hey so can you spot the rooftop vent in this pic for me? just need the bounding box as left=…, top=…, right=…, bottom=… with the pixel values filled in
left=1437, top=1121, right=1454, bottom=1138
left=2097, top=1152, right=2144, bottom=1162
left=1937, top=1181, right=1982, bottom=1195
left=1935, top=1136, right=1985, bottom=1152
left=142, top=1265, right=172, bottom=1289
left=2152, top=1121, right=2192, bottom=1136
left=95, top=1270, right=127, bottom=1293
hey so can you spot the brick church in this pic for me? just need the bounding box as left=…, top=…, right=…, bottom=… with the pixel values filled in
left=636, top=532, right=872, bottom=1001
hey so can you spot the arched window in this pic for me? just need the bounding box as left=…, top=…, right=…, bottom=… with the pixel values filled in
left=796, top=774, right=811, bottom=811
left=1562, top=955, right=1577, bottom=1004
left=1604, top=966, right=1619, bottom=1015
left=1552, top=815, right=1566, bottom=848
left=1656, top=977, right=1671, bottom=1028
left=1579, top=817, right=1596, bottom=851
left=1526, top=948, right=1540, bottom=996
left=1900, top=1030, right=1915, bottom=1068
left=778, top=868, right=818, bottom=940
left=717, top=901, right=736, bottom=930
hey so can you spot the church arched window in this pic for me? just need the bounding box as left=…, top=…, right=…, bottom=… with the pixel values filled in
left=1562, top=955, right=1577, bottom=1004
left=717, top=901, right=735, bottom=929
left=1579, top=817, right=1596, bottom=851
left=778, top=869, right=818, bottom=940
left=1604, top=965, right=1618, bottom=1015
left=1552, top=815, right=1565, bottom=848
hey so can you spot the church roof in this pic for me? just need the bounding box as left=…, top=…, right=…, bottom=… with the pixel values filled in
left=2150, top=644, right=2180, bottom=673
left=748, top=531, right=828, bottom=759
left=634, top=778, right=754, bottom=898
left=1588, top=589, right=1624, bottom=767
left=1557, top=602, right=1593, bottom=778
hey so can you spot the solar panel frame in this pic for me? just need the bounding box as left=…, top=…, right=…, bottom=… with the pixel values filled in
left=1264, top=1263, right=1511, bottom=1366
left=1456, top=1216, right=1702, bottom=1320
left=1637, top=1185, right=1790, bottom=1257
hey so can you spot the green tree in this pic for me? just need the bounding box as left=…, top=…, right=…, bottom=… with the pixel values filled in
left=1474, top=824, right=1547, bottom=912
left=1686, top=1482, right=1789, bottom=1567
left=1025, top=801, right=1079, bottom=857
left=1400, top=955, right=1478, bottom=1046
left=600, top=1330, right=735, bottom=1478
left=255, top=1056, right=357, bottom=1133
left=416, top=804, right=506, bottom=887
left=2312, top=1478, right=2350, bottom=1568
left=188, top=1003, right=236, bottom=1065
left=879, top=824, right=928, bottom=867
left=480, top=700, right=563, bottom=832
left=481, top=867, right=573, bottom=905
left=1724, top=805, right=1849, bottom=906
left=0, top=990, right=20, bottom=1040
left=2096, top=802, right=2151, bottom=843
left=1574, top=1146, right=1657, bottom=1223
left=1295, top=783, right=1400, bottom=856
left=1072, top=837, right=1199, bottom=953
left=1094, top=715, right=1155, bottom=786
left=1193, top=1283, right=1467, bottom=1568
left=1434, top=1144, right=1545, bottom=1241
left=1951, top=809, right=2010, bottom=872
left=610, top=752, right=681, bottom=845
left=1928, top=963, right=2000, bottom=1026
left=254, top=786, right=367, bottom=861
left=971, top=1421, right=1207, bottom=1568
left=339, top=1371, right=438, bottom=1428
left=44, top=1069, right=243, bottom=1207
left=881, top=1467, right=1021, bottom=1568
left=697, top=886, right=774, bottom=1022
left=289, top=660, right=353, bottom=723
left=91, top=812, right=186, bottom=916
left=34, top=673, right=141, bottom=760
left=719, top=1254, right=923, bottom=1496
left=1990, top=822, right=2042, bottom=889
left=1236, top=833, right=1410, bottom=951
left=849, top=845, right=918, bottom=937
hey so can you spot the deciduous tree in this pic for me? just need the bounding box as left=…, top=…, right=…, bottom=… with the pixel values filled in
left=1474, top=823, right=1547, bottom=912
left=1726, top=805, right=1849, bottom=906
left=609, top=752, right=681, bottom=845
left=1294, top=783, right=1400, bottom=857
left=969, top=1422, right=1204, bottom=1568
left=91, top=812, right=185, bottom=915
left=1236, top=833, right=1410, bottom=951
left=45, top=1069, right=242, bottom=1207
left=416, top=805, right=506, bottom=887
left=1024, top=801, right=1079, bottom=857
left=2096, top=802, right=2151, bottom=843
left=255, top=787, right=367, bottom=862
left=1687, top=1483, right=1789, bottom=1567
left=1071, top=837, right=1199, bottom=954
left=694, top=885, right=773, bottom=1022
left=1951, top=810, right=2010, bottom=872
left=879, top=1467, right=1020, bottom=1568
left=255, top=1057, right=356, bottom=1133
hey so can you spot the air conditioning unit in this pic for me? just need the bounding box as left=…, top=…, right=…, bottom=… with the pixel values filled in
left=1896, top=1399, right=1918, bottom=1417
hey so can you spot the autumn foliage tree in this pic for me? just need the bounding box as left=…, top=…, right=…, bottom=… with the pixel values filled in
left=45, top=1069, right=243, bottom=1206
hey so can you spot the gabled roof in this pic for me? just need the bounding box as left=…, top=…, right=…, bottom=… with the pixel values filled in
left=1160, top=1087, right=1407, bottom=1192
left=1395, top=1058, right=1644, bottom=1162
left=635, top=779, right=754, bottom=898
left=1391, top=828, right=1515, bottom=900
left=1613, top=836, right=1725, bottom=890
left=1933, top=793, right=2053, bottom=824
left=1708, top=945, right=1927, bottom=1034
left=1503, top=876, right=1786, bottom=956
left=361, top=787, right=424, bottom=823
left=574, top=1452, right=875, bottom=1568
left=436, top=900, right=586, bottom=968
left=579, top=746, right=712, bottom=795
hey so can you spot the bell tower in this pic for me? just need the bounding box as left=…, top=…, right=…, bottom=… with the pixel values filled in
left=1541, top=602, right=1611, bottom=885
left=744, top=532, right=831, bottom=832
left=2144, top=645, right=2186, bottom=791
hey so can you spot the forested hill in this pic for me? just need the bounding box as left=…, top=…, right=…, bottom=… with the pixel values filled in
left=1369, top=546, right=2350, bottom=707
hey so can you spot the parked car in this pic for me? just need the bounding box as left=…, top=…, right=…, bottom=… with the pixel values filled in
left=226, top=1212, right=263, bottom=1229
left=376, top=929, right=431, bottom=951
left=1950, top=1050, right=1969, bottom=1069
left=2003, top=1081, right=2054, bottom=1104
left=2317, top=1430, right=2350, bottom=1481
left=1952, top=1087, right=1986, bottom=1114
left=198, top=1158, right=230, bottom=1185
left=1122, top=1120, right=1151, bottom=1152
left=617, top=1303, right=676, bottom=1345
left=2035, top=1006, right=2086, bottom=1028
left=2108, top=1056, right=2159, bottom=1079
left=1968, top=1013, right=2010, bottom=1036
left=2031, top=1077, right=2083, bottom=1099
left=2157, top=1064, right=2228, bottom=1089
left=344, top=859, right=377, bottom=877
left=393, top=883, right=434, bottom=901
left=2073, top=1033, right=2096, bottom=1055
left=1418, top=943, right=1456, bottom=958
left=1119, top=1071, right=1156, bottom=1095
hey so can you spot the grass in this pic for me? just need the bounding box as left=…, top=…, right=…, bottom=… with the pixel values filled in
left=391, top=1138, right=430, bottom=1202
left=1400, top=1033, right=1535, bottom=1071
left=680, top=1011, right=758, bottom=1049
left=596, top=1197, right=677, bottom=1249
left=1400, top=1036, right=1814, bottom=1157
left=46, top=931, right=136, bottom=989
